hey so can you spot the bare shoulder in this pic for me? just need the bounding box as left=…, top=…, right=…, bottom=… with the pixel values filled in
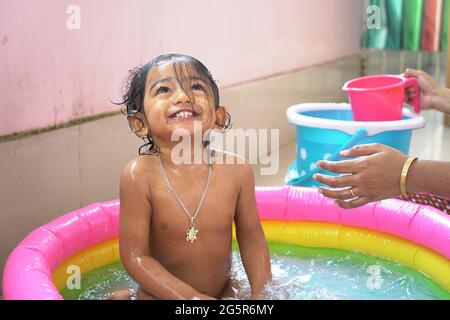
left=120, top=155, right=158, bottom=195
left=211, top=149, right=254, bottom=180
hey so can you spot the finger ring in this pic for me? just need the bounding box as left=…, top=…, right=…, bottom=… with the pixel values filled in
left=350, top=188, right=358, bottom=199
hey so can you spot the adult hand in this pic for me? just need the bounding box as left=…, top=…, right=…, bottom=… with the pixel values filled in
left=313, top=143, right=408, bottom=209
left=402, top=68, right=444, bottom=110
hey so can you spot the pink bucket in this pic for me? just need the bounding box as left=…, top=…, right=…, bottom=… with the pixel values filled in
left=342, top=75, right=420, bottom=121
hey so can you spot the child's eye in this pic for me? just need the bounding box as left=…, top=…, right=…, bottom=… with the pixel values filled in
left=155, top=86, right=170, bottom=95
left=191, top=83, right=205, bottom=91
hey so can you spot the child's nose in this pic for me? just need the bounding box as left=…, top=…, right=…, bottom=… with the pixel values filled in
left=173, top=87, right=191, bottom=105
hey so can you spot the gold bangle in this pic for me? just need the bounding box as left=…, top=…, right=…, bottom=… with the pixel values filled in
left=400, top=157, right=418, bottom=196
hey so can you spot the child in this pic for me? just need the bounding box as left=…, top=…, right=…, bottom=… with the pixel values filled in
left=117, top=54, right=272, bottom=300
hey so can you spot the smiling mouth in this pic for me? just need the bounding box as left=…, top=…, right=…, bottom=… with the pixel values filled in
left=168, top=110, right=199, bottom=120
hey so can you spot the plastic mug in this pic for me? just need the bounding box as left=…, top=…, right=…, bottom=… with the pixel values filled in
left=342, top=75, right=420, bottom=121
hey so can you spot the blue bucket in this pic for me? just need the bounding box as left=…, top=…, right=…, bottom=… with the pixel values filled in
left=285, top=103, right=425, bottom=187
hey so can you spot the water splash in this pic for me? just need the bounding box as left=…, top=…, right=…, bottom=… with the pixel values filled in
left=61, top=250, right=448, bottom=300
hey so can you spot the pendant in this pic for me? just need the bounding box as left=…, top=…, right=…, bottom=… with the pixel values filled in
left=186, top=225, right=198, bottom=243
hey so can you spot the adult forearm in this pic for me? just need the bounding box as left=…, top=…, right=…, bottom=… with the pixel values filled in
left=124, top=255, right=205, bottom=300
left=407, top=159, right=450, bottom=199
left=431, top=87, right=450, bottom=114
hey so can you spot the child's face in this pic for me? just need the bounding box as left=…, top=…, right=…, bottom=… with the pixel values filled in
left=139, top=62, right=223, bottom=142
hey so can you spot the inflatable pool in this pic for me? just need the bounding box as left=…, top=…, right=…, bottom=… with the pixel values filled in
left=3, top=186, right=450, bottom=299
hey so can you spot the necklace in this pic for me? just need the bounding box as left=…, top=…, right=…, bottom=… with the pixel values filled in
left=157, top=152, right=212, bottom=243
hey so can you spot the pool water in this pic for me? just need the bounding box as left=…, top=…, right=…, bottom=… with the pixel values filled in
left=60, top=243, right=450, bottom=300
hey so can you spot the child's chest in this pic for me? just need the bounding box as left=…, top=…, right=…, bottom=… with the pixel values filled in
left=149, top=168, right=239, bottom=241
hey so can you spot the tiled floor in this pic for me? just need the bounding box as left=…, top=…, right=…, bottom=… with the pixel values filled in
left=409, top=110, right=450, bottom=161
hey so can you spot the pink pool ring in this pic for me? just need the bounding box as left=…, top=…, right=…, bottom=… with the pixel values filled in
left=3, top=186, right=450, bottom=299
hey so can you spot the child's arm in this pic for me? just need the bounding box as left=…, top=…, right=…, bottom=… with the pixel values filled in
left=234, top=162, right=272, bottom=299
left=119, top=161, right=215, bottom=300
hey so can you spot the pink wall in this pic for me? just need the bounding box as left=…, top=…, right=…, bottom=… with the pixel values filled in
left=0, top=0, right=363, bottom=136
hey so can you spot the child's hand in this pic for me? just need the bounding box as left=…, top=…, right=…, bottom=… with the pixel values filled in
left=107, top=287, right=133, bottom=300
left=192, top=293, right=217, bottom=300
left=250, top=293, right=267, bottom=300
left=402, top=68, right=443, bottom=110
left=249, top=280, right=278, bottom=300
left=314, top=144, right=408, bottom=209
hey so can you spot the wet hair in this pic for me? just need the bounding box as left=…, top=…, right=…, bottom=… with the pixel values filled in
left=116, top=53, right=231, bottom=155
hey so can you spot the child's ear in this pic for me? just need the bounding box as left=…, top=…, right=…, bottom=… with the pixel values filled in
left=214, top=106, right=227, bottom=128
left=127, top=115, right=149, bottom=138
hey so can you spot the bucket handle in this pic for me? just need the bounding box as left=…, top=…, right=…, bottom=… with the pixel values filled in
left=289, top=128, right=368, bottom=186
left=404, top=77, right=421, bottom=114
